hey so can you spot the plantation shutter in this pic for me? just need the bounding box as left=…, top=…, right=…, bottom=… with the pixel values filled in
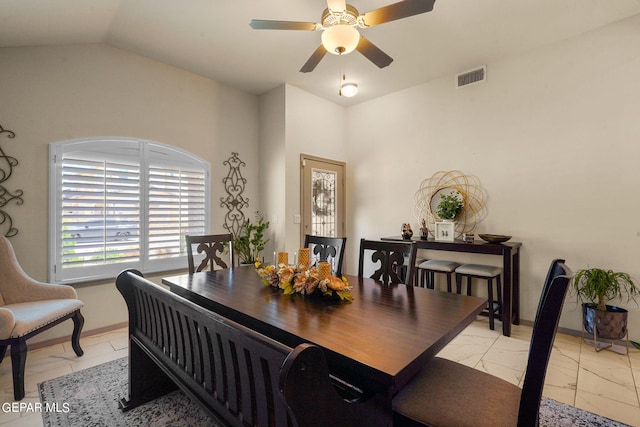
left=148, top=167, right=206, bottom=260
left=60, top=158, right=141, bottom=270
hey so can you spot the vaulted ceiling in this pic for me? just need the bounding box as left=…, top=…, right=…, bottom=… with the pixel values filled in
left=2, top=0, right=639, bottom=106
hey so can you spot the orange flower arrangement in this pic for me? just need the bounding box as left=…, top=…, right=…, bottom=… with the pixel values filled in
left=255, top=261, right=352, bottom=302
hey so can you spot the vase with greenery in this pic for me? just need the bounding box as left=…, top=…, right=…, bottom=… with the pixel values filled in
left=435, top=191, right=464, bottom=221
left=234, top=211, right=269, bottom=264
left=573, top=267, right=640, bottom=347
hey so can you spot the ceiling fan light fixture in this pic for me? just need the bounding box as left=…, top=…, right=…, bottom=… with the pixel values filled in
left=321, top=25, right=360, bottom=55
left=340, top=82, right=358, bottom=97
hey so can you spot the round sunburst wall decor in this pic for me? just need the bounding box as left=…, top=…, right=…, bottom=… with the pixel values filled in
left=414, top=170, right=487, bottom=238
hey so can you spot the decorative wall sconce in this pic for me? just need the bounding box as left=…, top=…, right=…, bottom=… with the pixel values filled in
left=0, top=124, right=23, bottom=237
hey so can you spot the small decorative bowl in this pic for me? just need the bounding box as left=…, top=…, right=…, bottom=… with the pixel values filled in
left=478, top=234, right=512, bottom=244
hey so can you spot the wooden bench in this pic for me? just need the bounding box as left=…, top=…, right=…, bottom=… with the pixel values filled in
left=116, top=269, right=293, bottom=426
left=116, top=269, right=386, bottom=427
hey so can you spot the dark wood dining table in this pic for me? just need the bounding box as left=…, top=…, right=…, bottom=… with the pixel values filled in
left=163, top=266, right=486, bottom=422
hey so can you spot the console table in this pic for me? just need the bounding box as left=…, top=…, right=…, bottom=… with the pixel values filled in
left=382, top=237, right=522, bottom=336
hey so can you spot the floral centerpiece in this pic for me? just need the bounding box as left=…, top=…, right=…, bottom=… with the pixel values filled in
left=255, top=261, right=353, bottom=302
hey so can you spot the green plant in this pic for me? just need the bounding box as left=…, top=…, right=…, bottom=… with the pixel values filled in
left=234, top=211, right=270, bottom=264
left=435, top=191, right=464, bottom=220
left=573, top=267, right=639, bottom=312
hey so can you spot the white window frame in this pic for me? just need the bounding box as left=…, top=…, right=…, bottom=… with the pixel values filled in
left=49, top=137, right=210, bottom=284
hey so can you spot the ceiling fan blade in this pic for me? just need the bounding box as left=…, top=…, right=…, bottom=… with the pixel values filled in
left=249, top=19, right=318, bottom=31
left=360, top=0, right=435, bottom=27
left=327, top=0, right=347, bottom=13
left=356, top=36, right=393, bottom=68
left=300, top=45, right=328, bottom=73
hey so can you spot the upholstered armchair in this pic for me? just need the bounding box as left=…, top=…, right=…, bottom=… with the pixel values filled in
left=0, top=236, right=84, bottom=401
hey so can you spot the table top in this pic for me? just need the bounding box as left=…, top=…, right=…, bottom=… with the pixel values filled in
left=381, top=236, right=522, bottom=254
left=163, top=266, right=486, bottom=395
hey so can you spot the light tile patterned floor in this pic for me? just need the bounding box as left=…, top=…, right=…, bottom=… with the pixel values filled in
left=1, top=320, right=639, bottom=426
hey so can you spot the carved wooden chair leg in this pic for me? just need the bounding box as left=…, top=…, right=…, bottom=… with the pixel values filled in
left=0, top=344, right=7, bottom=363
left=11, top=339, right=27, bottom=401
left=71, top=310, right=85, bottom=356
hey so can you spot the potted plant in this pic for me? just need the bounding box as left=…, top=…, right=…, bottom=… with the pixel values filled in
left=573, top=267, right=639, bottom=344
left=234, top=211, right=269, bottom=264
left=435, top=191, right=464, bottom=221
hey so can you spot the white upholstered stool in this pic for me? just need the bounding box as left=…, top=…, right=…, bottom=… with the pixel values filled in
left=417, top=260, right=460, bottom=292
left=455, top=264, right=502, bottom=330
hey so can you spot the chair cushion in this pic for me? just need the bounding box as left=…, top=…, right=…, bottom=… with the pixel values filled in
left=455, top=264, right=502, bottom=277
left=393, top=357, right=521, bottom=427
left=1, top=299, right=83, bottom=339
left=418, top=260, right=460, bottom=273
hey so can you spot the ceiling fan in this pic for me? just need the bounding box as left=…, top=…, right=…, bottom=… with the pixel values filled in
left=250, top=0, right=436, bottom=73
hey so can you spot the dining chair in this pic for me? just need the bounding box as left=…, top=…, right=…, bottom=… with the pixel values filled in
left=392, top=259, right=572, bottom=427
left=0, top=235, right=84, bottom=401
left=185, top=233, right=234, bottom=274
left=304, top=234, right=347, bottom=276
left=358, top=239, right=415, bottom=285
left=280, top=343, right=389, bottom=427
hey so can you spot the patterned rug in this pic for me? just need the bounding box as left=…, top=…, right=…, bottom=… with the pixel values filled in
left=39, top=357, right=630, bottom=427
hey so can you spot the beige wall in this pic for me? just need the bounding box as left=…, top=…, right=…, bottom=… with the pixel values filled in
left=258, top=85, right=286, bottom=259
left=345, top=15, right=640, bottom=339
left=0, top=44, right=259, bottom=342
left=283, top=84, right=348, bottom=252
left=258, top=84, right=348, bottom=258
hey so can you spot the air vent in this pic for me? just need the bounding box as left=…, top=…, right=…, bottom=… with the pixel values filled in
left=456, top=66, right=486, bottom=88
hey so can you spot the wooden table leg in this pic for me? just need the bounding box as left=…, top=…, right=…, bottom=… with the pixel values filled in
left=502, top=251, right=512, bottom=337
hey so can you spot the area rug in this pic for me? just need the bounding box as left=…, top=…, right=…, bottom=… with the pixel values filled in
left=39, top=357, right=214, bottom=427
left=40, top=357, right=630, bottom=427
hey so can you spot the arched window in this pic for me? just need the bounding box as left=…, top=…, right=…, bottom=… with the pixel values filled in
left=49, top=137, right=210, bottom=283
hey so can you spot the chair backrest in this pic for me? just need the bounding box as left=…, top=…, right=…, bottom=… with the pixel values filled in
left=518, top=259, right=572, bottom=426
left=358, top=239, right=415, bottom=285
left=185, top=234, right=234, bottom=274
left=304, top=234, right=347, bottom=277
left=0, top=235, right=43, bottom=305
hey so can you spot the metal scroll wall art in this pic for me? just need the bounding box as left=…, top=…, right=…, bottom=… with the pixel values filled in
left=0, top=124, right=23, bottom=237
left=220, top=152, right=248, bottom=237
left=414, top=170, right=486, bottom=239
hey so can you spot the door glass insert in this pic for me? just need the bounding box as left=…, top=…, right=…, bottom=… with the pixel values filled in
left=311, top=168, right=336, bottom=237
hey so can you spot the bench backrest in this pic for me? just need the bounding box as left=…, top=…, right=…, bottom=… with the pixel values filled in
left=116, top=269, right=293, bottom=427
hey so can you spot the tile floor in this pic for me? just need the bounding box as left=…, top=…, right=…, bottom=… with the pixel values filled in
left=1, top=320, right=639, bottom=426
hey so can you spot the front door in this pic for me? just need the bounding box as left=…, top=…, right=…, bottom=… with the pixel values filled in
left=300, top=154, right=346, bottom=244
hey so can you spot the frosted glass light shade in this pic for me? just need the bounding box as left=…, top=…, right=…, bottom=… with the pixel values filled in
left=340, top=82, right=358, bottom=97
left=322, top=25, right=360, bottom=55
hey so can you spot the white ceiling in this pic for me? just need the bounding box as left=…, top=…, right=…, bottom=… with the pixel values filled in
left=2, top=0, right=640, bottom=106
